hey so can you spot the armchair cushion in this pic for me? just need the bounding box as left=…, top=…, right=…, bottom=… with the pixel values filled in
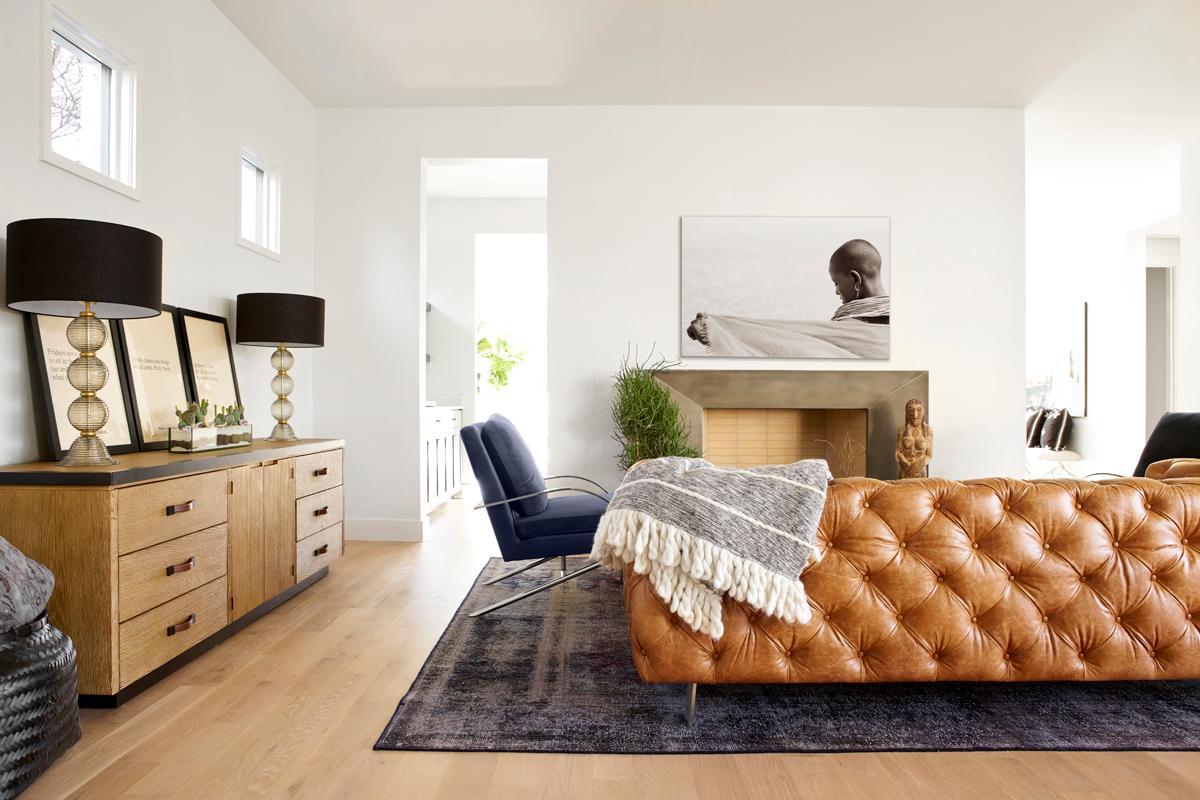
left=480, top=414, right=548, bottom=516
left=513, top=492, right=610, bottom=540
left=1145, top=458, right=1200, bottom=480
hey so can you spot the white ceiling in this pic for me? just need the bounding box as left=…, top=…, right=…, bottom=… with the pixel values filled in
left=212, top=0, right=1200, bottom=110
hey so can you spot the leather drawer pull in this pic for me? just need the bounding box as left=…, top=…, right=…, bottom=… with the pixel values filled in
left=314, top=467, right=329, bottom=476
left=165, top=500, right=195, bottom=516
left=313, top=544, right=329, bottom=557
left=314, top=507, right=330, bottom=517
left=166, top=613, right=196, bottom=637
left=165, top=557, right=196, bottom=577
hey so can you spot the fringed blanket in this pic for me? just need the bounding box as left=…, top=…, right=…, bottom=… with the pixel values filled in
left=590, top=457, right=831, bottom=639
left=698, top=314, right=890, bottom=359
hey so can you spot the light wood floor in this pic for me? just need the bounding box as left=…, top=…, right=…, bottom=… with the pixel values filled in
left=25, top=500, right=1200, bottom=799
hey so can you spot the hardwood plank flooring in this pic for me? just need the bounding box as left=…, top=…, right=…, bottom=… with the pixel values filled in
left=25, top=500, right=1200, bottom=799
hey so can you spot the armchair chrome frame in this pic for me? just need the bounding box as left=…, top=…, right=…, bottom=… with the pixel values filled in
left=469, top=479, right=610, bottom=619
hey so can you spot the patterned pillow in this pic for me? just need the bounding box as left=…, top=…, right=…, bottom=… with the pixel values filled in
left=0, top=536, right=53, bottom=631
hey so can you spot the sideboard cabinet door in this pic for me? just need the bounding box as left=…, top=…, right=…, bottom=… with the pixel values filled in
left=228, top=465, right=266, bottom=621
left=263, top=458, right=297, bottom=597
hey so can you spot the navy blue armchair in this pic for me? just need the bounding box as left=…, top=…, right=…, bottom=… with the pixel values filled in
left=460, top=414, right=610, bottom=617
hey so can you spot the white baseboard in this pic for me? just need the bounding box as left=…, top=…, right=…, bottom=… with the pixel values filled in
left=345, top=517, right=425, bottom=542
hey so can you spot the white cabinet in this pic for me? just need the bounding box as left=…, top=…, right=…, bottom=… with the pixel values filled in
left=423, top=406, right=462, bottom=511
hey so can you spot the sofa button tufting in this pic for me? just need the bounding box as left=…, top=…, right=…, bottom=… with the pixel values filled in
left=1008, top=574, right=1015, bottom=581
left=857, top=651, right=864, bottom=658
left=896, top=613, right=904, bottom=621
left=971, top=616, right=978, bottom=623
left=936, top=576, right=944, bottom=583
left=933, top=502, right=941, bottom=509
left=862, top=574, right=870, bottom=582
left=1079, top=652, right=1086, bottom=659
left=1042, top=615, right=1049, bottom=622
left=1043, top=542, right=1051, bottom=550
left=1115, top=616, right=1122, bottom=623
left=863, top=502, right=870, bottom=509
left=972, top=543, right=979, bottom=550
left=1113, top=541, right=1120, bottom=549
left=1151, top=574, right=1158, bottom=581
left=1075, top=503, right=1082, bottom=509
left=931, top=652, right=940, bottom=660
left=1003, top=652, right=1011, bottom=660
left=1004, top=504, right=1011, bottom=511
left=823, top=614, right=831, bottom=622
left=899, top=542, right=907, bottom=549
left=1080, top=575, right=1087, bottom=582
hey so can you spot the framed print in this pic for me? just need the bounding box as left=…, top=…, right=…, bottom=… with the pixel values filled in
left=681, top=216, right=891, bottom=359
left=25, top=313, right=137, bottom=459
left=115, top=305, right=193, bottom=450
left=176, top=308, right=241, bottom=410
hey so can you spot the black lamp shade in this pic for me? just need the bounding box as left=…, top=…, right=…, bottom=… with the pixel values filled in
left=5, top=218, right=162, bottom=319
left=236, top=293, right=325, bottom=348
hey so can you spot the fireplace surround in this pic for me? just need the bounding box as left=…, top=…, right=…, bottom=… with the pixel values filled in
left=655, top=370, right=929, bottom=480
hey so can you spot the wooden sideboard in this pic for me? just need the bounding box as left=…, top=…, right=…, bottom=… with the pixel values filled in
left=0, top=438, right=345, bottom=706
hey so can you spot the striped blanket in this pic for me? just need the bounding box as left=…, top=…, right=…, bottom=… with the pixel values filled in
left=591, top=456, right=831, bottom=638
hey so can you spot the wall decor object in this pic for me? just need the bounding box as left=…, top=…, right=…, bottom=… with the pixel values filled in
left=6, top=218, right=161, bottom=465
left=895, top=398, right=933, bottom=478
left=177, top=308, right=241, bottom=412
left=681, top=216, right=891, bottom=359
left=235, top=293, right=325, bottom=440
left=25, top=314, right=137, bottom=460
left=115, top=305, right=192, bottom=450
left=1026, top=301, right=1087, bottom=417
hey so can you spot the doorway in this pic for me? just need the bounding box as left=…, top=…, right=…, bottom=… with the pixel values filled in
left=1145, top=236, right=1178, bottom=436
left=422, top=159, right=549, bottom=504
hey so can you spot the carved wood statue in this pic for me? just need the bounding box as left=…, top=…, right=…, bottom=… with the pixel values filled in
left=896, top=398, right=933, bottom=479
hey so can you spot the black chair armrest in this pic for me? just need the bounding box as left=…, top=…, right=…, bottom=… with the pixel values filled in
left=474, top=486, right=611, bottom=511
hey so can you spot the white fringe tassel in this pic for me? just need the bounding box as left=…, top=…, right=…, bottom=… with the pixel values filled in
left=591, top=508, right=814, bottom=640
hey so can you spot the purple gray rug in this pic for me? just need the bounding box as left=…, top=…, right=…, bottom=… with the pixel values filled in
left=375, top=557, right=1200, bottom=753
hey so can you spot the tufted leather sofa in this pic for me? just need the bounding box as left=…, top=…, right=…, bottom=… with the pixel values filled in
left=623, top=464, right=1200, bottom=684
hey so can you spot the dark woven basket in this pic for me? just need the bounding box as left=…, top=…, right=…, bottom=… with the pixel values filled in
left=0, top=614, right=80, bottom=799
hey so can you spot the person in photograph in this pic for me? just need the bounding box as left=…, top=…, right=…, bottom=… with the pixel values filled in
left=686, top=238, right=890, bottom=358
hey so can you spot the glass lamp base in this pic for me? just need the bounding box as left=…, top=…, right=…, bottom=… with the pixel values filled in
left=59, top=435, right=117, bottom=466
left=268, top=422, right=298, bottom=441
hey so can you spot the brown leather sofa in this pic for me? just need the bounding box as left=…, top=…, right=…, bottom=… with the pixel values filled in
left=623, top=461, right=1200, bottom=694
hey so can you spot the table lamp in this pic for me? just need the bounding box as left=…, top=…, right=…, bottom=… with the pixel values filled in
left=6, top=218, right=162, bottom=466
left=235, top=293, right=325, bottom=441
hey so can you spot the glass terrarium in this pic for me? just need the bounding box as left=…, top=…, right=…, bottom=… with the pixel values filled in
left=168, top=423, right=253, bottom=453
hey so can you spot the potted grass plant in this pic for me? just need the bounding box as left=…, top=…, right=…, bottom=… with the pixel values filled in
left=611, top=351, right=699, bottom=471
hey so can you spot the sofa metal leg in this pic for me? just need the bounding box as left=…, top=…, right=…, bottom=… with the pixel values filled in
left=559, top=555, right=567, bottom=577
left=684, top=683, right=697, bottom=726
left=470, top=561, right=601, bottom=618
left=481, top=556, right=555, bottom=586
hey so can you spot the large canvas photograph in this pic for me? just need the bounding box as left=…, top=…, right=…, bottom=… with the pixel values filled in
left=681, top=216, right=891, bottom=359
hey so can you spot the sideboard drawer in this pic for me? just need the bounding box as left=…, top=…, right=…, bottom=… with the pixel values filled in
left=296, top=523, right=342, bottom=582
left=296, top=485, right=343, bottom=541
left=118, top=471, right=229, bottom=554
left=296, top=450, right=342, bottom=498
left=118, top=524, right=228, bottom=622
left=118, top=577, right=228, bottom=688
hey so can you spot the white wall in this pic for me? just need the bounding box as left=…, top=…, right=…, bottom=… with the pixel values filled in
left=0, top=0, right=317, bottom=462
left=316, top=106, right=1026, bottom=538
left=1025, top=112, right=1200, bottom=473
left=425, top=198, right=547, bottom=431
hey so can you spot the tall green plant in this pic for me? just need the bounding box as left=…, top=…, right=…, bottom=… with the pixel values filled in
left=611, top=351, right=700, bottom=471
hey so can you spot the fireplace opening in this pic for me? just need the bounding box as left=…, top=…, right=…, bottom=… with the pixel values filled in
left=703, top=408, right=868, bottom=477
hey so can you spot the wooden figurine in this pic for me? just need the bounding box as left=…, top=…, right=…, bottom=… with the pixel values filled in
left=896, top=399, right=933, bottom=478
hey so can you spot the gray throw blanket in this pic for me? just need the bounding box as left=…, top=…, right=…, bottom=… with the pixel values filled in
left=591, top=457, right=831, bottom=638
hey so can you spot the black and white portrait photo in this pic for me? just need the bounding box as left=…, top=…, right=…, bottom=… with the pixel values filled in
left=681, top=216, right=891, bottom=359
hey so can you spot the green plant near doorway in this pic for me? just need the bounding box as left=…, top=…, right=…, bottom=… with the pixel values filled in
left=611, top=350, right=700, bottom=471
left=476, top=323, right=526, bottom=390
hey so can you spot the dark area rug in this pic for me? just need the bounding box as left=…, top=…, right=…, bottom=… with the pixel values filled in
left=375, top=557, right=1200, bottom=753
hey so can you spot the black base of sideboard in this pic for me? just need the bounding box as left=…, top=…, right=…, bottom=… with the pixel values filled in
left=79, top=568, right=329, bottom=708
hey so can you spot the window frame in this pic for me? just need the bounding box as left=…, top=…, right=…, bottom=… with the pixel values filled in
left=236, top=141, right=283, bottom=260
left=40, top=2, right=139, bottom=199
